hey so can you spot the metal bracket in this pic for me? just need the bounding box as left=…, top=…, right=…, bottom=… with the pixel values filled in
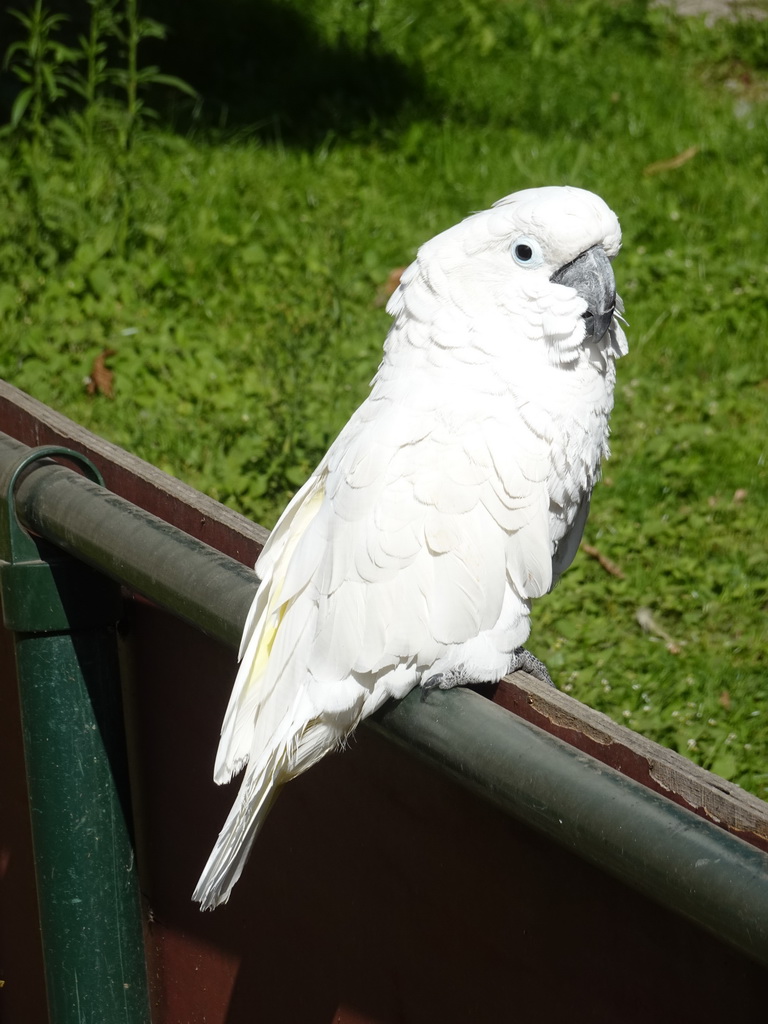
left=0, top=446, right=120, bottom=632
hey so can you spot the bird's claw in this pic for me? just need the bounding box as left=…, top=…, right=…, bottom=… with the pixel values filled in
left=507, top=647, right=555, bottom=687
left=421, top=648, right=554, bottom=701
left=420, top=669, right=468, bottom=701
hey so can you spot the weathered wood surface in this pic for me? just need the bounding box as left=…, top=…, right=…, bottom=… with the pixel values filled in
left=0, top=380, right=268, bottom=568
left=495, top=675, right=768, bottom=853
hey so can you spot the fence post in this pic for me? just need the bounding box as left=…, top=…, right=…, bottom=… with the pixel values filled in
left=0, top=447, right=151, bottom=1024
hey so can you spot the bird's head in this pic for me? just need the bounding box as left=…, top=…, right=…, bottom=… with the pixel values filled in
left=388, top=185, right=627, bottom=371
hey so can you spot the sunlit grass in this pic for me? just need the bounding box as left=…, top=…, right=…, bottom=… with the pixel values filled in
left=1, top=0, right=767, bottom=797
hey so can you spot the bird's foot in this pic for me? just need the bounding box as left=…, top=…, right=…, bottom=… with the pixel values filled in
left=420, top=668, right=470, bottom=701
left=421, top=648, right=554, bottom=701
left=507, top=647, right=555, bottom=687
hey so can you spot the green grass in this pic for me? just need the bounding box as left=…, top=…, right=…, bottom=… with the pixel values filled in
left=1, top=0, right=767, bottom=798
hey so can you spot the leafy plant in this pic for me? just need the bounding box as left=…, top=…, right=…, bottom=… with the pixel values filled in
left=109, top=0, right=196, bottom=148
left=1, top=0, right=196, bottom=145
left=3, top=0, right=75, bottom=138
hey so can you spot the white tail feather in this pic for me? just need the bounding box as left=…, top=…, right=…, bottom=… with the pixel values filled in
left=193, top=760, right=280, bottom=910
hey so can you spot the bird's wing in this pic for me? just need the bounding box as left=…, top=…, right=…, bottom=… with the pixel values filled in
left=213, top=471, right=327, bottom=785
left=214, top=389, right=556, bottom=786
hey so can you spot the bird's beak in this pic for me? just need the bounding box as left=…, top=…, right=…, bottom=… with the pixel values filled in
left=550, top=245, right=616, bottom=341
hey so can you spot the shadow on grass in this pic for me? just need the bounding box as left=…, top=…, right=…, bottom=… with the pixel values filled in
left=0, top=0, right=428, bottom=145
left=145, top=0, right=429, bottom=143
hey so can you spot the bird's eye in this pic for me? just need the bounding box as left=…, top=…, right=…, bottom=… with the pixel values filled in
left=510, top=236, right=544, bottom=268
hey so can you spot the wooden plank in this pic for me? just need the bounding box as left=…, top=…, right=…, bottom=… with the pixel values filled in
left=127, top=604, right=768, bottom=1023
left=494, top=674, right=768, bottom=853
left=0, top=380, right=268, bottom=567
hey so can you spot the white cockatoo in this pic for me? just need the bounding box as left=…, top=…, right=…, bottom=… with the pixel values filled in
left=194, top=185, right=627, bottom=908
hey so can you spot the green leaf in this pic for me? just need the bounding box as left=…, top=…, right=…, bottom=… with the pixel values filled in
left=87, top=264, right=113, bottom=298
left=10, top=87, right=33, bottom=127
left=710, top=751, right=738, bottom=782
left=6, top=9, right=32, bottom=31
left=148, top=73, right=198, bottom=98
left=138, top=18, right=168, bottom=41
left=3, top=39, right=29, bottom=69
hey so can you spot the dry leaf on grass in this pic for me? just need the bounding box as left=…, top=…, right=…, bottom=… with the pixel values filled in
left=85, top=347, right=117, bottom=398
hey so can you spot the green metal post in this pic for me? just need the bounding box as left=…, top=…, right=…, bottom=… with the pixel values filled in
left=0, top=447, right=151, bottom=1024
